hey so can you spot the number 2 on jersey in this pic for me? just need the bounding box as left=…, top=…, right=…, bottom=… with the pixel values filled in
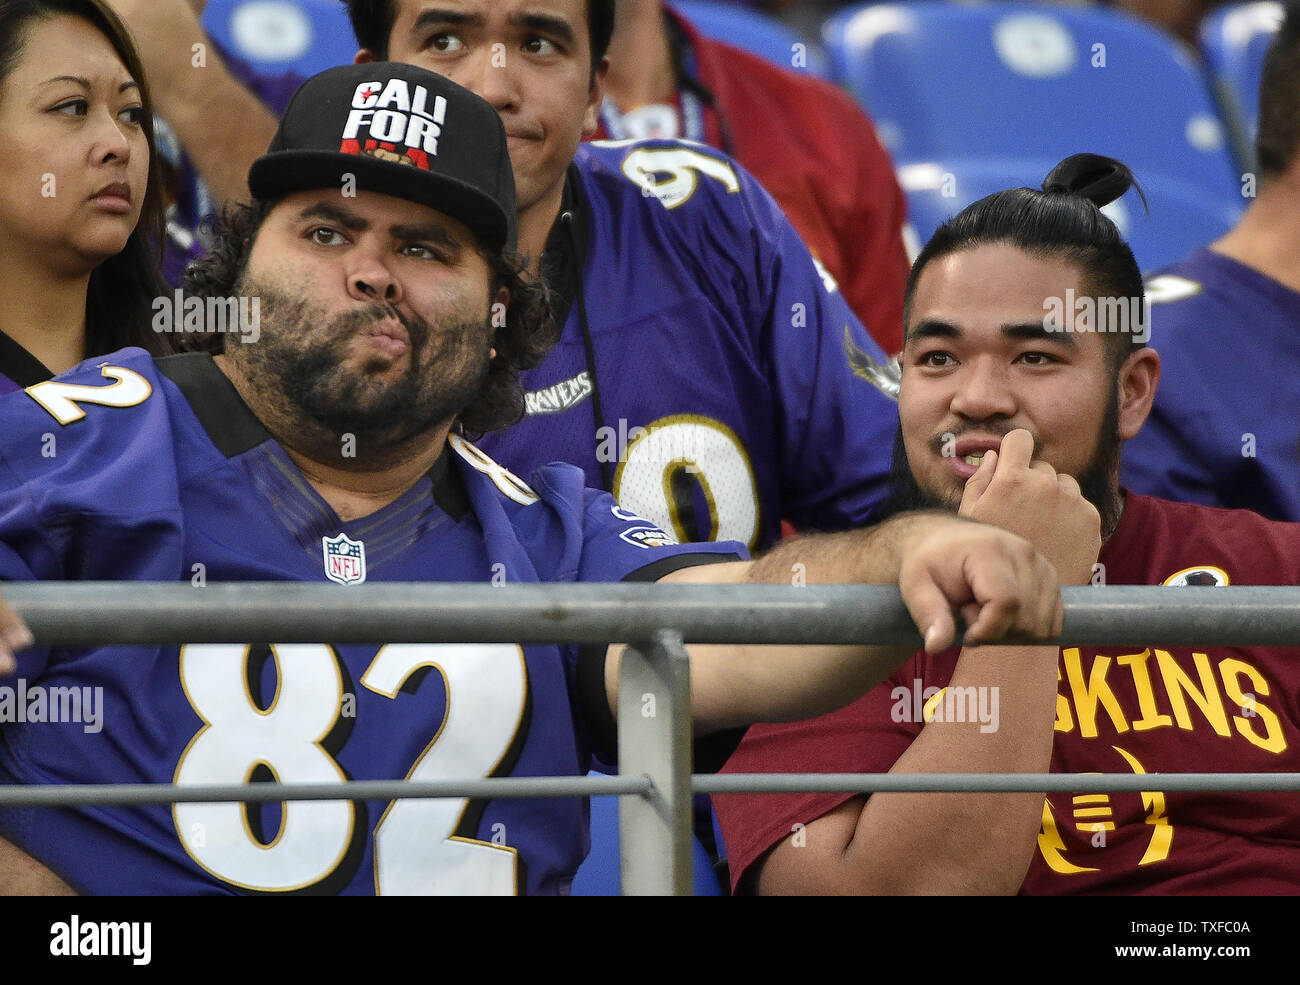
left=26, top=365, right=152, bottom=425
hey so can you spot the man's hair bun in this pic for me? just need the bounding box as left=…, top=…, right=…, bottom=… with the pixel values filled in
left=1042, top=153, right=1143, bottom=211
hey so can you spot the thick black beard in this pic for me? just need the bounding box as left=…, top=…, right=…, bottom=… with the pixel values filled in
left=233, top=278, right=492, bottom=450
left=885, top=395, right=1124, bottom=540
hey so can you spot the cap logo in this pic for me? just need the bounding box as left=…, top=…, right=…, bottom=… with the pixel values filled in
left=340, top=78, right=449, bottom=170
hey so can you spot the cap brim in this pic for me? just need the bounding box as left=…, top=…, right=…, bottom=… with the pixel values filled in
left=249, top=150, right=512, bottom=254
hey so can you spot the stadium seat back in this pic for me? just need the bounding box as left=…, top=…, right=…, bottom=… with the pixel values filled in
left=570, top=775, right=724, bottom=895
left=203, top=0, right=356, bottom=78
left=823, top=2, right=1241, bottom=206
left=669, top=1, right=830, bottom=77
left=1199, top=1, right=1284, bottom=162
left=898, top=156, right=1243, bottom=274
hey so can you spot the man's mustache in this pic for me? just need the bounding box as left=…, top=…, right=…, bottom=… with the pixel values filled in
left=929, top=424, right=1044, bottom=459
left=333, top=301, right=429, bottom=348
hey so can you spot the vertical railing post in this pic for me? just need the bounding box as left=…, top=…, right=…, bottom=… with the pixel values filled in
left=617, top=629, right=693, bottom=895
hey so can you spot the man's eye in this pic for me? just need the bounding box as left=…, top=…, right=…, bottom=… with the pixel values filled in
left=52, top=98, right=88, bottom=117
left=429, top=32, right=465, bottom=53
left=1018, top=352, right=1056, bottom=366
left=524, top=37, right=560, bottom=55
left=310, top=228, right=347, bottom=246
left=401, top=244, right=443, bottom=261
left=920, top=351, right=955, bottom=368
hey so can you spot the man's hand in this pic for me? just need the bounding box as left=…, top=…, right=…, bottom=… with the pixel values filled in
left=0, top=591, right=32, bottom=677
left=896, top=512, right=1065, bottom=654
left=959, top=429, right=1102, bottom=585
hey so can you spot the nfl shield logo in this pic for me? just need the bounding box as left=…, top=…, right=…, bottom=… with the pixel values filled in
left=323, top=533, right=366, bottom=585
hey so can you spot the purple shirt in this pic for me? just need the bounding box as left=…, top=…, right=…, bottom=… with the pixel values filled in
left=1122, top=248, right=1300, bottom=521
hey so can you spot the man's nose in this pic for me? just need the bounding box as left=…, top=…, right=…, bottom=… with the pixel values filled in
left=950, top=358, right=1017, bottom=420
left=347, top=251, right=403, bottom=305
left=462, top=47, right=523, bottom=114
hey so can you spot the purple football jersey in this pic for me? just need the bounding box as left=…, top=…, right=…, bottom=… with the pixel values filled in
left=476, top=139, right=900, bottom=554
left=0, top=349, right=740, bottom=895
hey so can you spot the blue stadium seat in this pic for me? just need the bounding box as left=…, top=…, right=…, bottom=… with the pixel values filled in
left=668, top=1, right=830, bottom=76
left=822, top=2, right=1244, bottom=272
left=203, top=0, right=356, bottom=78
left=898, top=156, right=1243, bottom=274
left=1200, top=1, right=1283, bottom=164
left=570, top=774, right=724, bottom=895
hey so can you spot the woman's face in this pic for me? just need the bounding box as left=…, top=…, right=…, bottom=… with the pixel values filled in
left=0, top=14, right=149, bottom=276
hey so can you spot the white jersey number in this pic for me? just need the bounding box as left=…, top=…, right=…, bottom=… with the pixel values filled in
left=26, top=365, right=152, bottom=425
left=362, top=644, right=525, bottom=895
left=174, top=642, right=527, bottom=895
left=613, top=415, right=760, bottom=550
left=617, top=146, right=741, bottom=208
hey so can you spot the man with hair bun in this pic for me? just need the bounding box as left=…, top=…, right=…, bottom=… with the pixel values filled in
left=1122, top=4, right=1300, bottom=521
left=714, top=153, right=1300, bottom=896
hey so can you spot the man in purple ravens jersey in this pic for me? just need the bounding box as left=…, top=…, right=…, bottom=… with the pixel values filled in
left=0, top=65, right=1069, bottom=895
left=350, top=0, right=902, bottom=554
left=1121, top=12, right=1300, bottom=521
left=102, top=0, right=903, bottom=555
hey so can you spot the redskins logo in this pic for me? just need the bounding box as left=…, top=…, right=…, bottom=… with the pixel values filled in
left=1161, top=565, right=1229, bottom=587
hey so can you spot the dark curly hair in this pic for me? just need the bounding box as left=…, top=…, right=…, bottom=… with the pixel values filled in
left=183, top=200, right=557, bottom=434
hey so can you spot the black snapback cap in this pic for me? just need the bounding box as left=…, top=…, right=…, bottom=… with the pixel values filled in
left=249, top=63, right=517, bottom=253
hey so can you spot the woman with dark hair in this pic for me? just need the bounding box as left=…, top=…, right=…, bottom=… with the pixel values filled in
left=0, top=0, right=168, bottom=396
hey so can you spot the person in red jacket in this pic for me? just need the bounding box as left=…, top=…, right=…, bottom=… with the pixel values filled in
left=596, top=1, right=909, bottom=354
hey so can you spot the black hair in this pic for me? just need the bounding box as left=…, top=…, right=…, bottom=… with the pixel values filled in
left=1256, top=2, right=1300, bottom=182
left=184, top=199, right=558, bottom=434
left=0, top=0, right=168, bottom=358
left=342, top=0, right=616, bottom=76
left=903, top=153, right=1147, bottom=371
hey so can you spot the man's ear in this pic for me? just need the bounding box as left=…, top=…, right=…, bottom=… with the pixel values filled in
left=582, top=55, right=610, bottom=138
left=355, top=48, right=376, bottom=65
left=1117, top=346, right=1161, bottom=441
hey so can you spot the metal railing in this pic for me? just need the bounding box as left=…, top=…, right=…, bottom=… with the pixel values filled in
left=5, top=582, right=1300, bottom=895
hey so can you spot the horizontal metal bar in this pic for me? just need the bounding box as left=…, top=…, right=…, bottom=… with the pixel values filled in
left=5, top=583, right=1300, bottom=646
left=0, top=775, right=653, bottom=808
left=1, top=772, right=1296, bottom=809
left=696, top=773, right=1300, bottom=794
left=4, top=582, right=914, bottom=646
